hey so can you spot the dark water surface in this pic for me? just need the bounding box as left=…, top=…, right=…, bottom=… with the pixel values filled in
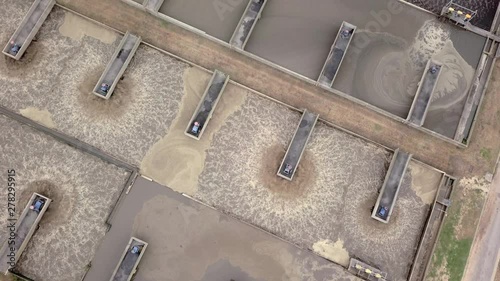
left=406, top=0, right=499, bottom=30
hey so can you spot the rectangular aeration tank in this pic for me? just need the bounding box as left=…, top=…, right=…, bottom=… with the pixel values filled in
left=109, top=237, right=148, bottom=281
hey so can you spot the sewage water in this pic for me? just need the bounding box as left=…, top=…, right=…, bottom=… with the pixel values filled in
left=405, top=0, right=500, bottom=30
left=159, top=0, right=249, bottom=41
left=245, top=0, right=486, bottom=138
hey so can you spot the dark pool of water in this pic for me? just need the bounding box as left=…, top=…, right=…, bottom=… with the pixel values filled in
left=405, top=0, right=500, bottom=30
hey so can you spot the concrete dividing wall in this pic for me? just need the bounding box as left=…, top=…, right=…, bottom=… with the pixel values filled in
left=230, top=0, right=268, bottom=49
left=407, top=60, right=443, bottom=126
left=371, top=149, right=412, bottom=224
left=2, top=0, right=55, bottom=60
left=185, top=70, right=229, bottom=140
left=0, top=193, right=51, bottom=274
left=317, top=21, right=356, bottom=87
left=93, top=32, right=141, bottom=99
left=277, top=109, right=318, bottom=181
left=109, top=237, right=148, bottom=281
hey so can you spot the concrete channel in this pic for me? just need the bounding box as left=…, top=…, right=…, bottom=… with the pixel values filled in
left=93, top=31, right=141, bottom=99
left=230, top=0, right=268, bottom=49
left=371, top=149, right=412, bottom=224
left=317, top=21, right=356, bottom=87
left=407, top=60, right=443, bottom=126
left=185, top=70, right=229, bottom=140
left=109, top=237, right=148, bottom=281
left=0, top=193, right=51, bottom=274
left=277, top=109, right=318, bottom=181
left=348, top=258, right=387, bottom=281
left=2, top=0, right=55, bottom=60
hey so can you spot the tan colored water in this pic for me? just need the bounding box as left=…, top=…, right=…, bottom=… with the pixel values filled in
left=19, top=107, right=56, bottom=128
left=59, top=12, right=117, bottom=44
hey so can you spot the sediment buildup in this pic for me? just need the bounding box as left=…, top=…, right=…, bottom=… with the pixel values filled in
left=0, top=193, right=51, bottom=274
left=185, top=70, right=229, bottom=140
left=230, top=0, right=268, bottom=49
left=372, top=149, right=412, bottom=223
left=318, top=21, right=356, bottom=87
left=2, top=0, right=55, bottom=60
left=277, top=109, right=318, bottom=181
left=407, top=60, right=443, bottom=126
left=93, top=32, right=141, bottom=99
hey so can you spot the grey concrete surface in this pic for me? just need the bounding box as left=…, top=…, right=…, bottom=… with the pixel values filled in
left=0, top=194, right=50, bottom=274
left=185, top=70, right=228, bottom=139
left=318, top=22, right=356, bottom=87
left=0, top=114, right=130, bottom=281
left=245, top=0, right=486, bottom=139
left=277, top=110, right=318, bottom=180
left=408, top=60, right=442, bottom=126
left=0, top=6, right=188, bottom=167
left=93, top=32, right=141, bottom=99
left=230, top=0, right=267, bottom=49
left=372, top=149, right=412, bottom=223
left=84, top=177, right=361, bottom=281
left=2, top=0, right=54, bottom=59
left=158, top=0, right=248, bottom=42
